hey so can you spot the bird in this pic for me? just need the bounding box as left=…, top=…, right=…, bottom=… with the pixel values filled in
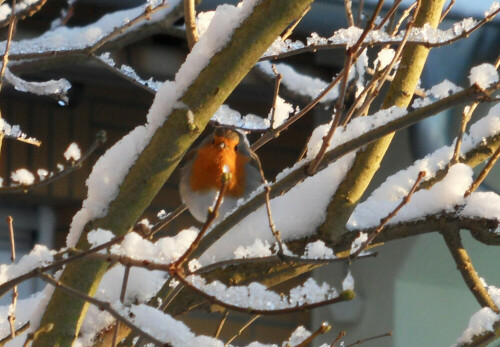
left=179, top=127, right=263, bottom=222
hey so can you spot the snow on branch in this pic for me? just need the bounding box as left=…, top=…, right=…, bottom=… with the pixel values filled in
left=0, top=118, right=41, bottom=147
left=95, top=52, right=162, bottom=94
left=454, top=284, right=500, bottom=347
left=1, top=0, right=179, bottom=60
left=0, top=131, right=106, bottom=194
left=0, top=0, right=47, bottom=28
left=349, top=102, right=500, bottom=230
left=261, top=5, right=500, bottom=61
left=4, top=68, right=71, bottom=105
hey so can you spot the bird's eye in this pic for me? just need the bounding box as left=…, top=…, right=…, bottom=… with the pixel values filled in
left=234, top=144, right=239, bottom=151
left=212, top=139, right=215, bottom=144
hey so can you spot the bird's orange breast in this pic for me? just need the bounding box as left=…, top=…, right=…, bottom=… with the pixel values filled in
left=189, top=142, right=250, bottom=197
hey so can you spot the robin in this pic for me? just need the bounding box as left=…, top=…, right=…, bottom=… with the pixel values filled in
left=179, top=127, right=263, bottom=222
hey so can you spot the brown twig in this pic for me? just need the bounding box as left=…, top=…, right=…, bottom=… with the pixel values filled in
left=213, top=311, right=228, bottom=339
left=442, top=228, right=500, bottom=312
left=0, top=233, right=127, bottom=300
left=148, top=204, right=188, bottom=238
left=344, top=0, right=355, bottom=27
left=346, top=331, right=393, bottom=346
left=440, top=0, right=455, bottom=22
left=391, top=2, right=417, bottom=36
left=0, top=321, right=29, bottom=346
left=375, top=0, right=402, bottom=30
left=111, top=265, right=131, bottom=347
left=350, top=171, right=425, bottom=259
left=0, top=0, right=47, bottom=28
left=224, top=314, right=260, bottom=346
left=357, top=0, right=364, bottom=25
left=0, top=0, right=17, bottom=92
left=452, top=103, right=478, bottom=165
left=331, top=331, right=346, bottom=347
left=307, top=54, right=353, bottom=175
left=269, top=64, right=283, bottom=129
left=183, top=0, right=198, bottom=50
left=0, top=130, right=106, bottom=194
left=295, top=322, right=331, bottom=347
left=37, top=272, right=167, bottom=346
left=172, top=172, right=229, bottom=269
left=464, top=144, right=500, bottom=197
left=88, top=3, right=170, bottom=55
left=6, top=216, right=17, bottom=338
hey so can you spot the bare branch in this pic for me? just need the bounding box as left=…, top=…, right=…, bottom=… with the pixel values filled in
left=183, top=0, right=198, bottom=50
left=442, top=228, right=499, bottom=312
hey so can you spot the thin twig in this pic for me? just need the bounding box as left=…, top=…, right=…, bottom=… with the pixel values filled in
left=0, top=130, right=106, bottom=194
left=111, top=265, right=131, bottom=347
left=452, top=103, right=478, bottom=165
left=440, top=0, right=455, bottom=22
left=295, top=322, right=331, bottom=347
left=391, top=2, right=417, bottom=36
left=442, top=228, right=499, bottom=312
left=307, top=54, right=352, bottom=175
left=344, top=0, right=355, bottom=27
left=0, top=0, right=47, bottom=28
left=269, top=64, right=283, bottom=129
left=281, top=5, right=310, bottom=41
left=172, top=173, right=229, bottom=269
left=331, top=331, right=346, bottom=347
left=375, top=0, right=402, bottom=30
left=37, top=272, right=167, bottom=346
left=88, top=3, right=170, bottom=55
left=0, top=0, right=18, bottom=92
left=350, top=171, right=425, bottom=259
left=346, top=331, right=393, bottom=347
left=183, top=0, right=198, bottom=50
left=0, top=233, right=127, bottom=300
left=6, top=216, right=17, bottom=338
left=357, top=0, right=364, bottom=25
left=224, top=315, right=260, bottom=346
left=148, top=205, right=187, bottom=238
left=0, top=321, right=29, bottom=346
left=214, top=311, right=228, bottom=339
left=464, top=144, right=500, bottom=197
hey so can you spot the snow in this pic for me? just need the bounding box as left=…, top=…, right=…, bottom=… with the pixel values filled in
left=285, top=326, right=312, bottom=346
left=270, top=96, right=293, bottom=129
left=454, top=284, right=500, bottom=346
left=350, top=232, right=368, bottom=254
left=4, top=69, right=71, bottom=103
left=303, top=240, right=335, bottom=259
left=86, top=228, right=115, bottom=247
left=234, top=239, right=273, bottom=259
left=36, top=169, right=49, bottom=180
left=63, top=143, right=81, bottom=161
left=2, top=1, right=181, bottom=57
left=67, top=0, right=260, bottom=247
left=257, top=61, right=345, bottom=103
left=461, top=192, right=500, bottom=220
left=0, top=245, right=54, bottom=285
left=211, top=104, right=270, bottom=130
left=342, top=271, right=355, bottom=291
left=10, top=168, right=35, bottom=186
left=348, top=103, right=500, bottom=230
left=0, top=0, right=44, bottom=22
left=109, top=229, right=197, bottom=264
left=412, top=79, right=462, bottom=109
left=0, top=118, right=39, bottom=144
left=187, top=275, right=338, bottom=310
left=350, top=164, right=473, bottom=229
left=469, top=63, right=499, bottom=89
